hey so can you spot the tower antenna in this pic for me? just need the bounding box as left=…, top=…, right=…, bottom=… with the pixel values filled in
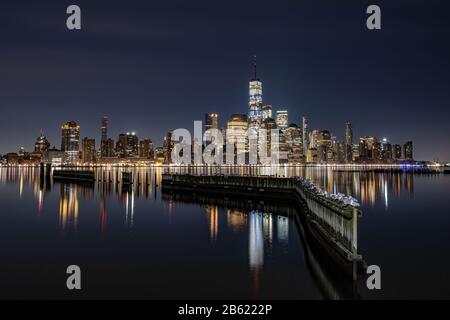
left=253, top=54, right=257, bottom=79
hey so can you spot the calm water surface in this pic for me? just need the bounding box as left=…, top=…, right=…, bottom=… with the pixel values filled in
left=0, top=166, right=449, bottom=299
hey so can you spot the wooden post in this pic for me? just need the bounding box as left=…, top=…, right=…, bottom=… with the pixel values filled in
left=352, top=207, right=358, bottom=281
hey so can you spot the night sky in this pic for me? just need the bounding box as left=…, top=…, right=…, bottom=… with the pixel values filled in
left=1, top=0, right=449, bottom=161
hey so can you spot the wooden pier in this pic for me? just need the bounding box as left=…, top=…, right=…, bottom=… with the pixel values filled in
left=162, top=174, right=365, bottom=280
left=53, top=169, right=95, bottom=182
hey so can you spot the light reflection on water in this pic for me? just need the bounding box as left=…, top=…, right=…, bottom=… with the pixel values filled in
left=0, top=165, right=446, bottom=299
left=0, top=166, right=415, bottom=215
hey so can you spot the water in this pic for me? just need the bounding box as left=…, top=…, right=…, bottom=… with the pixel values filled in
left=0, top=166, right=449, bottom=299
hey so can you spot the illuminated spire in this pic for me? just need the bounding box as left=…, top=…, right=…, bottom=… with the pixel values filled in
left=253, top=54, right=257, bottom=80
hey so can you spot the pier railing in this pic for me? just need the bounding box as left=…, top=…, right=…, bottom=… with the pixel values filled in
left=293, top=181, right=360, bottom=256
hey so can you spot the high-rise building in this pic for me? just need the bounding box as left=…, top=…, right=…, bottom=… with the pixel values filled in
left=34, top=132, right=50, bottom=154
left=344, top=122, right=353, bottom=163
left=275, top=111, right=288, bottom=130
left=284, top=124, right=303, bottom=163
left=345, top=122, right=353, bottom=146
left=336, top=142, right=345, bottom=163
left=100, top=116, right=110, bottom=158
left=302, top=116, right=309, bottom=157
left=359, top=136, right=380, bottom=162
left=262, top=105, right=272, bottom=120
left=126, top=133, right=138, bottom=156
left=205, top=113, right=218, bottom=131
left=101, top=138, right=115, bottom=158
left=352, top=144, right=360, bottom=162
left=116, top=134, right=127, bottom=158
left=330, top=136, right=340, bottom=163
left=277, top=130, right=289, bottom=164
left=61, top=121, right=80, bottom=164
left=204, top=113, right=219, bottom=144
left=101, top=116, right=108, bottom=142
left=309, top=129, right=319, bottom=149
left=227, top=114, right=249, bottom=163
left=393, top=144, right=402, bottom=160
left=116, top=132, right=138, bottom=158
left=260, top=117, right=277, bottom=160
left=163, top=130, right=175, bottom=164
left=82, top=137, right=96, bottom=163
left=381, top=138, right=393, bottom=161
left=248, top=55, right=263, bottom=130
left=403, top=141, right=413, bottom=161
left=139, top=139, right=154, bottom=159
left=316, top=130, right=332, bottom=163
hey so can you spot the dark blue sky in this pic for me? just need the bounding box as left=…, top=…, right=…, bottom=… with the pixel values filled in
left=1, top=0, right=449, bottom=160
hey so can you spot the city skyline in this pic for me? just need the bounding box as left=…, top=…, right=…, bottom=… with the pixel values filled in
left=1, top=1, right=450, bottom=160
left=2, top=1, right=450, bottom=303
left=0, top=57, right=422, bottom=163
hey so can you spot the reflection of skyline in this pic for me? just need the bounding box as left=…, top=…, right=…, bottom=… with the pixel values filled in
left=59, top=184, right=79, bottom=232
left=249, top=211, right=264, bottom=271
left=277, top=216, right=289, bottom=245
left=205, top=205, right=219, bottom=242
left=249, top=211, right=264, bottom=300
left=100, top=191, right=107, bottom=234
left=227, top=209, right=247, bottom=233
left=207, top=206, right=289, bottom=297
left=0, top=166, right=394, bottom=299
left=0, top=167, right=414, bottom=234
left=263, top=214, right=273, bottom=247
left=0, top=167, right=420, bottom=236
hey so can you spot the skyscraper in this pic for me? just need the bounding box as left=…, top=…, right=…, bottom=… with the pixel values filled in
left=403, top=141, right=413, bottom=161
left=345, top=122, right=353, bottom=146
left=381, top=138, right=393, bottom=161
left=101, top=138, right=115, bottom=158
left=393, top=144, right=402, bottom=160
left=309, top=129, right=319, bottom=149
left=163, top=130, right=175, bottom=164
left=316, top=130, right=332, bottom=163
left=260, top=117, right=277, bottom=160
left=275, top=111, right=288, bottom=130
left=126, top=133, right=139, bottom=157
left=227, top=114, right=249, bottom=163
left=116, top=132, right=138, bottom=158
left=302, top=116, right=309, bottom=157
left=359, top=136, right=380, bottom=163
left=284, top=124, right=303, bottom=163
left=101, top=116, right=108, bottom=142
left=34, top=132, right=50, bottom=154
left=248, top=55, right=263, bottom=130
left=139, top=139, right=154, bottom=159
left=116, top=134, right=127, bottom=158
left=204, top=113, right=219, bottom=145
left=82, top=137, right=96, bottom=163
left=205, top=113, right=218, bottom=131
left=344, top=122, right=353, bottom=163
left=100, top=116, right=115, bottom=158
left=61, top=121, right=80, bottom=164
